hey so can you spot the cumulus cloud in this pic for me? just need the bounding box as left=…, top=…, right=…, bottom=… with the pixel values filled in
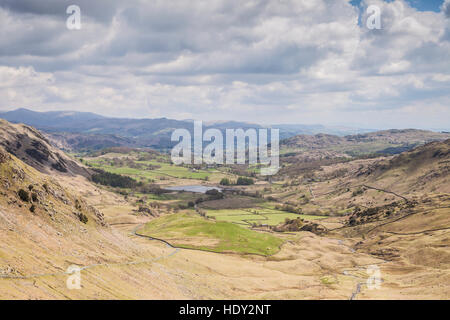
left=443, top=0, right=450, bottom=17
left=0, top=0, right=449, bottom=129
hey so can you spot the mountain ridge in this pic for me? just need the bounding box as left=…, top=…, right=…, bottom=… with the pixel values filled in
left=0, top=119, right=91, bottom=177
left=0, top=108, right=375, bottom=148
left=2, top=108, right=448, bottom=155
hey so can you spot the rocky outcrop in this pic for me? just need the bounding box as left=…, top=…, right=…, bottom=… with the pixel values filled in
left=272, top=217, right=327, bottom=235
left=0, top=119, right=91, bottom=177
left=347, top=200, right=418, bottom=227
left=299, top=222, right=327, bottom=235
left=138, top=205, right=160, bottom=218
left=272, top=217, right=303, bottom=232
left=0, top=146, right=11, bottom=164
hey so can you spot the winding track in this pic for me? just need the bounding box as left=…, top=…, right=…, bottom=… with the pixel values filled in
left=0, top=223, right=179, bottom=281
left=337, top=205, right=450, bottom=299
left=4, top=199, right=444, bottom=299
left=328, top=238, right=388, bottom=300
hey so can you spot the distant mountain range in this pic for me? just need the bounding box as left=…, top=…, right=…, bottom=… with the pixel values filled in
left=0, top=108, right=376, bottom=151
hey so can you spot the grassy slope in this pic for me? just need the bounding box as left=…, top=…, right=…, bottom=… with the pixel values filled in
left=206, top=208, right=325, bottom=226
left=138, top=212, right=284, bottom=256
left=85, top=156, right=231, bottom=182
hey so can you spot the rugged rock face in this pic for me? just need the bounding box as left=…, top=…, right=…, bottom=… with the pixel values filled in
left=0, top=119, right=91, bottom=177
left=283, top=130, right=450, bottom=153
left=138, top=205, right=160, bottom=218
left=357, top=139, right=450, bottom=177
left=272, top=217, right=327, bottom=235
left=0, top=147, right=10, bottom=164
left=0, top=144, right=106, bottom=226
left=47, top=132, right=135, bottom=152
left=347, top=201, right=418, bottom=227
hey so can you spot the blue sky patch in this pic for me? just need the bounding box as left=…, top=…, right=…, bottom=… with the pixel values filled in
left=350, top=0, right=444, bottom=12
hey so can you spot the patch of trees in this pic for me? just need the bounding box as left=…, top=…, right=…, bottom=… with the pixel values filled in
left=236, top=177, right=254, bottom=185
left=219, top=177, right=255, bottom=186
left=219, top=178, right=231, bottom=186
left=91, top=169, right=173, bottom=197
left=137, top=183, right=169, bottom=195
left=205, top=189, right=225, bottom=200
left=91, top=168, right=140, bottom=188
left=18, top=189, right=30, bottom=202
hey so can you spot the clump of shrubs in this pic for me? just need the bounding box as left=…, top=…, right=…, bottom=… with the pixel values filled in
left=352, top=188, right=365, bottom=197
left=219, top=178, right=231, bottom=186
left=205, top=189, right=224, bottom=200
left=77, top=212, right=89, bottom=224
left=29, top=204, right=36, bottom=213
left=18, top=189, right=30, bottom=202
left=236, top=177, right=254, bottom=185
left=272, top=217, right=303, bottom=232
left=137, top=184, right=169, bottom=195
left=220, top=177, right=255, bottom=186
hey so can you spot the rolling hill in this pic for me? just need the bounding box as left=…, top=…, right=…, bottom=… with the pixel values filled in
left=281, top=129, right=450, bottom=158
left=0, top=108, right=375, bottom=151
left=0, top=119, right=448, bottom=299
left=356, top=138, right=450, bottom=195
left=0, top=142, right=199, bottom=299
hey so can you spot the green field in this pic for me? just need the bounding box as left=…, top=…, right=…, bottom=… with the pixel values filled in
left=138, top=212, right=284, bottom=256
left=83, top=152, right=238, bottom=183
left=205, top=207, right=325, bottom=227
left=86, top=157, right=213, bottom=180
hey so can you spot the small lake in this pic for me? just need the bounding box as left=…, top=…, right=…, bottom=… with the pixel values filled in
left=164, top=185, right=222, bottom=193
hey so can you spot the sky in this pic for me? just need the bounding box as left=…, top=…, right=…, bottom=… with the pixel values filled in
left=0, top=0, right=449, bottom=130
left=351, top=0, right=445, bottom=12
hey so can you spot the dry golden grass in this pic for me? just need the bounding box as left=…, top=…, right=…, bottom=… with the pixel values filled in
left=1, top=139, right=449, bottom=299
